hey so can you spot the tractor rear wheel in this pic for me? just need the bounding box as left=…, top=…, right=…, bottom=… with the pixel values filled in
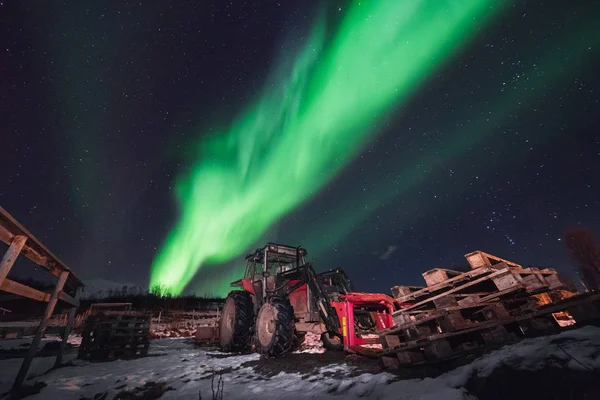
left=254, top=297, right=296, bottom=357
left=321, top=331, right=344, bottom=351
left=220, top=291, right=254, bottom=352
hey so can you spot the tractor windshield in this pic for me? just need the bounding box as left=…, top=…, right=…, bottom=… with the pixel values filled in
left=244, top=244, right=307, bottom=278
left=267, top=260, right=299, bottom=275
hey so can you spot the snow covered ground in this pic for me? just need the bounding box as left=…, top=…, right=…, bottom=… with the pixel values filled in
left=0, top=335, right=81, bottom=352
left=0, top=326, right=598, bottom=399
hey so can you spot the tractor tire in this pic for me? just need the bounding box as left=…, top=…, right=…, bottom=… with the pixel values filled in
left=321, top=331, right=344, bottom=352
left=254, top=297, right=296, bottom=357
left=220, top=291, right=254, bottom=352
left=294, top=332, right=306, bottom=347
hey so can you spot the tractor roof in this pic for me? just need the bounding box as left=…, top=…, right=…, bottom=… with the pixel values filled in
left=244, top=242, right=307, bottom=261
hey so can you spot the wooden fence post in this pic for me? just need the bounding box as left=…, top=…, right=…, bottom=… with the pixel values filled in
left=54, top=286, right=81, bottom=368
left=0, top=235, right=27, bottom=286
left=13, top=271, right=69, bottom=390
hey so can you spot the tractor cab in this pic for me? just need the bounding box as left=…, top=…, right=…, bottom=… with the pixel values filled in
left=230, top=243, right=307, bottom=305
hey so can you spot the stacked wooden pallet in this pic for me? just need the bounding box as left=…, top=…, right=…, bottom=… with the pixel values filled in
left=379, top=250, right=574, bottom=369
left=78, top=312, right=150, bottom=361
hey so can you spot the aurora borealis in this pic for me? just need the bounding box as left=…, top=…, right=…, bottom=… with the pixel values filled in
left=2, top=0, right=599, bottom=296
left=149, top=0, right=500, bottom=295
left=302, top=16, right=600, bottom=259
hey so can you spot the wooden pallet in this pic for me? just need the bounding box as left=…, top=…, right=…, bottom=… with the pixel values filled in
left=379, top=251, right=579, bottom=368
left=392, top=264, right=561, bottom=307
left=78, top=313, right=150, bottom=361
left=380, top=292, right=600, bottom=369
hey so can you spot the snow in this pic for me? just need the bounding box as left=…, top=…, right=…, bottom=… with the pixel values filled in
left=0, top=326, right=598, bottom=399
left=444, top=325, right=600, bottom=381
left=293, top=332, right=326, bottom=354
left=150, top=326, right=197, bottom=339
left=0, top=338, right=36, bottom=352
left=150, top=316, right=218, bottom=339
left=0, top=335, right=81, bottom=352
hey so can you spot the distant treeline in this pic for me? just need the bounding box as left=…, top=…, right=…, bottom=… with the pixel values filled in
left=80, top=285, right=224, bottom=311
left=7, top=276, right=55, bottom=291
left=0, top=278, right=224, bottom=315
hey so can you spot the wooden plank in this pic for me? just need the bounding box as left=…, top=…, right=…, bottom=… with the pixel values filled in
left=457, top=295, right=481, bottom=307
left=13, top=271, right=69, bottom=390
left=383, top=293, right=600, bottom=357
left=386, top=310, right=448, bottom=334
left=19, top=247, right=48, bottom=269
left=54, top=287, right=81, bottom=368
left=478, top=285, right=523, bottom=303
left=539, top=268, right=558, bottom=275
left=423, top=339, right=453, bottom=361
left=491, top=269, right=522, bottom=291
left=515, top=292, right=600, bottom=321
left=438, top=311, right=475, bottom=332
left=0, top=206, right=83, bottom=288
left=396, top=349, right=426, bottom=365
left=386, top=298, right=507, bottom=337
left=394, top=266, right=494, bottom=303
left=54, top=307, right=76, bottom=367
left=0, top=225, right=14, bottom=246
left=398, top=299, right=506, bottom=318
left=398, top=269, right=509, bottom=312
left=381, top=334, right=402, bottom=349
left=520, top=267, right=556, bottom=275
left=382, top=314, right=516, bottom=355
left=0, top=235, right=27, bottom=286
left=520, top=274, right=549, bottom=292
left=422, top=269, right=462, bottom=287
left=400, top=306, right=475, bottom=316
left=433, top=295, right=459, bottom=308
left=58, top=291, right=80, bottom=307
left=391, top=285, right=425, bottom=298
left=464, top=250, right=522, bottom=270
left=0, top=279, right=50, bottom=302
left=381, top=355, right=400, bottom=369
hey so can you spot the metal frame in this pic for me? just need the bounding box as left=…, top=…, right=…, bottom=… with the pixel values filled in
left=333, top=293, right=395, bottom=350
left=0, top=206, right=84, bottom=390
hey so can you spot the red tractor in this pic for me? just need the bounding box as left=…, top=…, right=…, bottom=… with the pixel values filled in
left=219, top=243, right=396, bottom=357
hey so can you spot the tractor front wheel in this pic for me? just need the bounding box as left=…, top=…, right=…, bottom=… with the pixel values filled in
left=254, top=297, right=296, bottom=357
left=220, top=291, right=254, bottom=352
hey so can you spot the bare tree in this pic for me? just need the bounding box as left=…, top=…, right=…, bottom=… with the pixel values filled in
left=560, top=275, right=579, bottom=293
left=150, top=283, right=172, bottom=298
left=564, top=228, right=600, bottom=290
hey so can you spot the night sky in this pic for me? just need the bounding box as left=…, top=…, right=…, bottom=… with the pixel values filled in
left=1, top=1, right=599, bottom=296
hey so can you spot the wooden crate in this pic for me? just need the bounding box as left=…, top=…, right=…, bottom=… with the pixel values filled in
left=380, top=292, right=599, bottom=369
left=395, top=267, right=516, bottom=314
left=381, top=319, right=518, bottom=366
left=422, top=269, right=463, bottom=287
left=378, top=250, right=583, bottom=369
left=464, top=250, right=523, bottom=270
left=394, top=262, right=562, bottom=317
left=392, top=266, right=497, bottom=304
left=391, top=285, right=424, bottom=299
left=78, top=313, right=150, bottom=361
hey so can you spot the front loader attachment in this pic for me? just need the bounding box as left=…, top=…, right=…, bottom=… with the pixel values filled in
left=193, top=309, right=222, bottom=345
left=195, top=325, right=220, bottom=344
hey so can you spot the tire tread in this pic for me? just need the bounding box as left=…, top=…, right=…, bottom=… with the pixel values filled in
left=221, top=291, right=254, bottom=352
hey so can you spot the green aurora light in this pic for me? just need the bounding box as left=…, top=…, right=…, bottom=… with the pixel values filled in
left=302, top=17, right=600, bottom=259
left=150, top=0, right=499, bottom=295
